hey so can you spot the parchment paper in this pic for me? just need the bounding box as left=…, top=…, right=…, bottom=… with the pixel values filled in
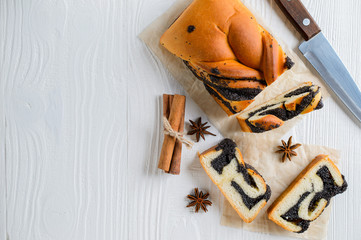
left=139, top=0, right=340, bottom=239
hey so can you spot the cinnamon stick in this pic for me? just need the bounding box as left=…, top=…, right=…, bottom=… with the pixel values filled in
left=163, top=94, right=173, bottom=120
left=158, top=94, right=186, bottom=172
left=168, top=95, right=184, bottom=175
left=163, top=94, right=176, bottom=174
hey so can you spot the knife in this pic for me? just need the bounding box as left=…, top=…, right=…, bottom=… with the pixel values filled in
left=275, top=0, right=361, bottom=123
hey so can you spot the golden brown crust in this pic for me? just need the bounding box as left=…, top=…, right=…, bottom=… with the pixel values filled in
left=160, top=0, right=290, bottom=115
left=261, top=29, right=287, bottom=85
left=194, top=60, right=264, bottom=81
left=161, top=0, right=238, bottom=63
left=248, top=115, right=284, bottom=132
left=185, top=60, right=266, bottom=88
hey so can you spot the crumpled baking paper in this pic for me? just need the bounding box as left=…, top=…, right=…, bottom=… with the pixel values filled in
left=139, top=0, right=340, bottom=239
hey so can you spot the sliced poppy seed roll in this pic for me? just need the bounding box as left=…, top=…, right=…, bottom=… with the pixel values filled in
left=237, top=82, right=323, bottom=133
left=199, top=139, right=271, bottom=223
left=268, top=155, right=347, bottom=233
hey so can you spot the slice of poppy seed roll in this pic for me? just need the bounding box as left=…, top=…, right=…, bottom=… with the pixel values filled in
left=267, top=155, right=347, bottom=233
left=237, top=82, right=323, bottom=133
left=199, top=139, right=271, bottom=223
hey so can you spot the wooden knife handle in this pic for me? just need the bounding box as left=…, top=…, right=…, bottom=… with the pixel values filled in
left=274, top=0, right=321, bottom=40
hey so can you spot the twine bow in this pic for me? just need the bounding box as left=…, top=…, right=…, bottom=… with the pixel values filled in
left=163, top=116, right=194, bottom=149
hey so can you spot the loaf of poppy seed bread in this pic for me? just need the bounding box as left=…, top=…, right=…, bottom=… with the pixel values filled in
left=160, top=0, right=294, bottom=116
left=237, top=82, right=323, bottom=133
left=268, top=155, right=347, bottom=233
left=199, top=139, right=271, bottom=223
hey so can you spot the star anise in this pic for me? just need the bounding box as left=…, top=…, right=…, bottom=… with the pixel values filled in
left=186, top=188, right=212, bottom=212
left=275, top=136, right=301, bottom=162
left=187, top=117, right=216, bottom=142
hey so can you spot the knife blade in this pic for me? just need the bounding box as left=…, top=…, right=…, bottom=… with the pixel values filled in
left=275, top=0, right=361, bottom=122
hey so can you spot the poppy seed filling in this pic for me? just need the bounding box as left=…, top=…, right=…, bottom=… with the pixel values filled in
left=280, top=166, right=347, bottom=233
left=210, top=139, right=271, bottom=210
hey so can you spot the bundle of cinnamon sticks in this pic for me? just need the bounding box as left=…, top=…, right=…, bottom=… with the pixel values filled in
left=158, top=94, right=186, bottom=175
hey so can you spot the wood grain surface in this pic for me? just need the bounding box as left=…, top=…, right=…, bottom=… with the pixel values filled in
left=0, top=0, right=360, bottom=239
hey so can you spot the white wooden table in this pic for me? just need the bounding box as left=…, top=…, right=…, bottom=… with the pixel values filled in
left=1, top=0, right=360, bottom=239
